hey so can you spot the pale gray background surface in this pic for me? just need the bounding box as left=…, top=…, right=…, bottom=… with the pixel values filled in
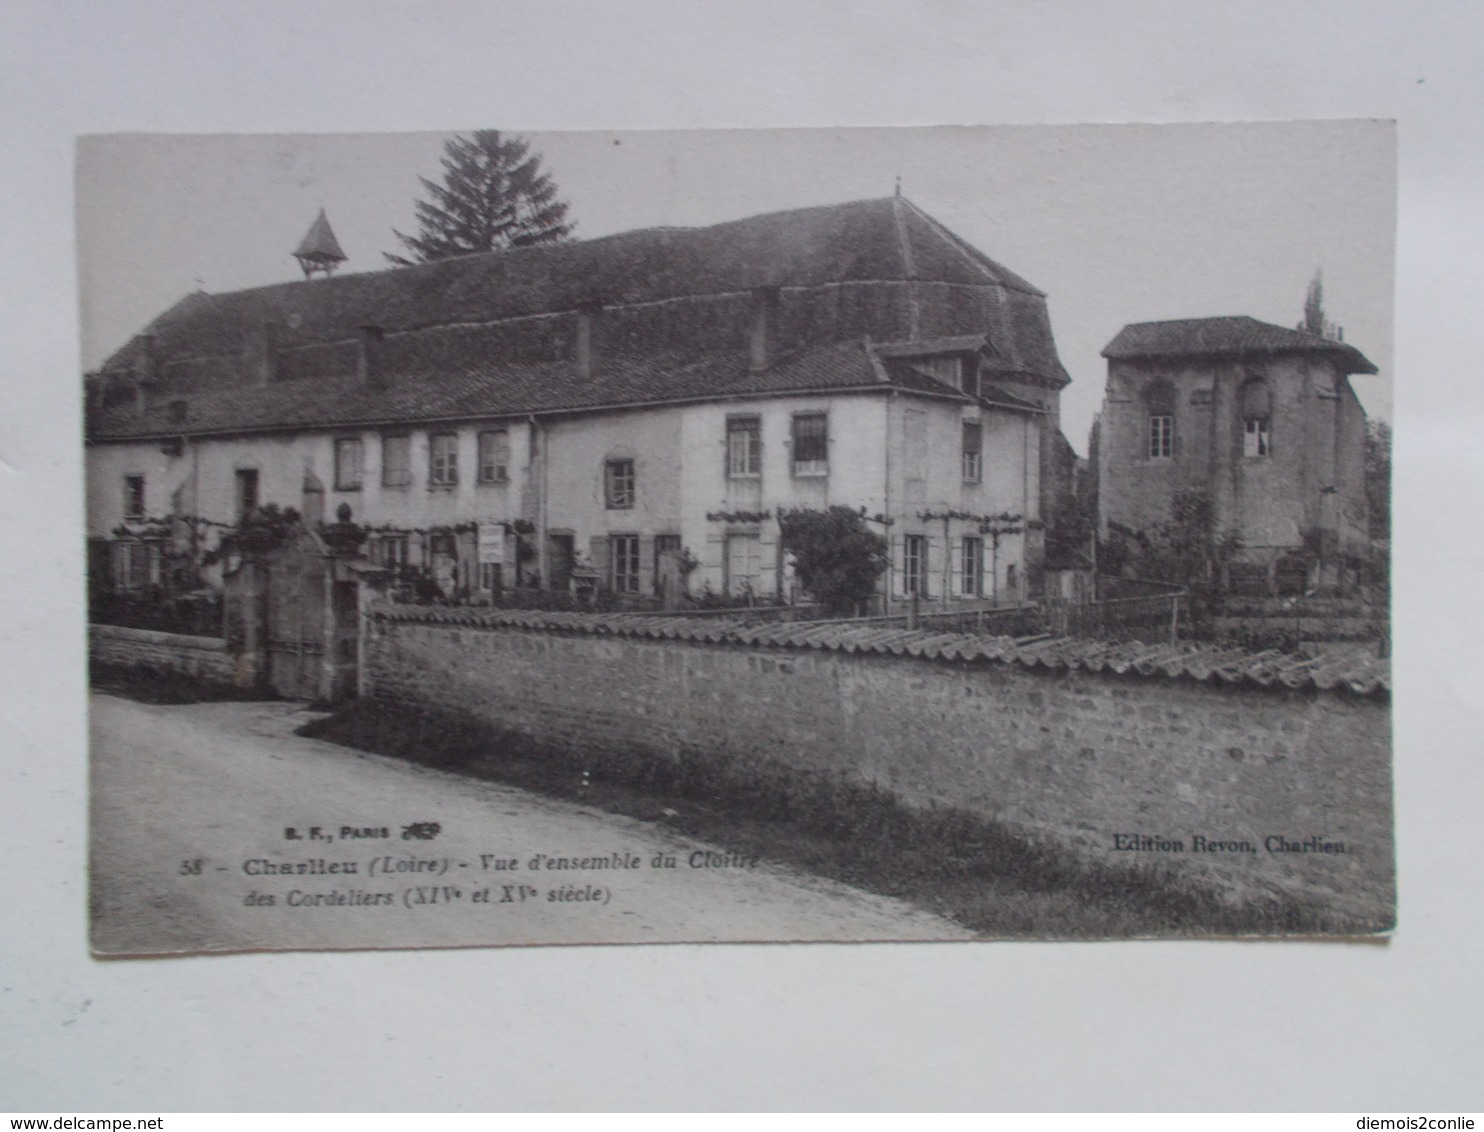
left=75, top=122, right=1397, bottom=454
left=3, top=0, right=1480, bottom=1111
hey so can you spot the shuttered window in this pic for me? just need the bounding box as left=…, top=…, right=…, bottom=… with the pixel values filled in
left=382, top=435, right=412, bottom=487
left=478, top=429, right=510, bottom=482
left=961, top=536, right=984, bottom=596
left=727, top=416, right=761, bottom=478
left=610, top=534, right=641, bottom=593
left=429, top=433, right=459, bottom=486
left=725, top=533, right=762, bottom=597
left=791, top=413, right=828, bottom=476
left=235, top=468, right=259, bottom=519
left=961, top=420, right=983, bottom=482
left=123, top=475, right=145, bottom=520
left=334, top=438, right=364, bottom=490
left=903, top=535, right=928, bottom=597
left=605, top=459, right=636, bottom=509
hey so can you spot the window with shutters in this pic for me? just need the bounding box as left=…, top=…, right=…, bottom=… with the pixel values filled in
left=123, top=475, right=145, bottom=521
left=382, top=434, right=412, bottom=488
left=234, top=468, right=259, bottom=520
left=610, top=534, right=640, bottom=593
left=334, top=437, right=364, bottom=490
left=429, top=433, right=459, bottom=487
left=903, top=535, right=928, bottom=597
left=961, top=420, right=983, bottom=483
left=110, top=539, right=161, bottom=592
left=376, top=535, right=409, bottom=570
left=726, top=416, right=761, bottom=478
left=605, top=458, right=635, bottom=509
left=961, top=536, right=984, bottom=596
left=725, top=533, right=762, bottom=596
left=791, top=413, right=828, bottom=477
left=477, top=429, right=510, bottom=482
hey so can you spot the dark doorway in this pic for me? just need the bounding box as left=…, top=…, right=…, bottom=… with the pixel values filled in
left=547, top=533, right=575, bottom=591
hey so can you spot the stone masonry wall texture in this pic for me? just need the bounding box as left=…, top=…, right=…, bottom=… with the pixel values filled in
left=363, top=613, right=1393, bottom=926
left=90, top=624, right=237, bottom=685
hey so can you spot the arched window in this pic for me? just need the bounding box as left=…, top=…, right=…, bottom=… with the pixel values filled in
left=1144, top=378, right=1175, bottom=459
left=1241, top=379, right=1272, bottom=457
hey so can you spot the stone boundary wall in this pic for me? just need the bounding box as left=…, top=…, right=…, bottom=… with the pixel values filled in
left=363, top=612, right=1394, bottom=926
left=90, top=623, right=237, bottom=686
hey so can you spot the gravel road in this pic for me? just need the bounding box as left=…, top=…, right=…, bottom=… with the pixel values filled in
left=89, top=693, right=970, bottom=954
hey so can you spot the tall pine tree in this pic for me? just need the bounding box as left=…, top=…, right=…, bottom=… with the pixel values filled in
left=385, top=131, right=573, bottom=265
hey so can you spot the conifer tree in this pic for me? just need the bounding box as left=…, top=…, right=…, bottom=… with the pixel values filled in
left=1302, top=270, right=1327, bottom=336
left=385, top=131, right=573, bottom=265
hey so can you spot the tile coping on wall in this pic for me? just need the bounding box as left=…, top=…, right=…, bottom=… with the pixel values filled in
left=366, top=603, right=1389, bottom=698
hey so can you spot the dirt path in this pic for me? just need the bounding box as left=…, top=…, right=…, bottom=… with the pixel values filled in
left=89, top=693, right=971, bottom=953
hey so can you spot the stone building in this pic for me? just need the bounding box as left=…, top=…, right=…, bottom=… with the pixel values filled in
left=1096, top=315, right=1376, bottom=591
left=85, top=195, right=1072, bottom=607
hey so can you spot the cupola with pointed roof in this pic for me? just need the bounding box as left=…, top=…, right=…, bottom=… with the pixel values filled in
left=293, top=209, right=347, bottom=279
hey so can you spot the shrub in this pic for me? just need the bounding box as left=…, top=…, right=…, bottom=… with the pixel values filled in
left=778, top=506, right=888, bottom=616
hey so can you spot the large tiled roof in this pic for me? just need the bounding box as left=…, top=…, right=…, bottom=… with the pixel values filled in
left=88, top=339, right=901, bottom=440
left=369, top=603, right=1391, bottom=698
left=87, top=336, right=1047, bottom=441
left=106, top=196, right=1046, bottom=372
left=1103, top=316, right=1377, bottom=374
left=87, top=196, right=1071, bottom=440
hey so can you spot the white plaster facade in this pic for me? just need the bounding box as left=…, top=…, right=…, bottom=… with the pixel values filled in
left=89, top=385, right=1041, bottom=606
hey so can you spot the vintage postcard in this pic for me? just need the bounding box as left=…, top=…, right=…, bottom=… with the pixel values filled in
left=82, top=122, right=1395, bottom=954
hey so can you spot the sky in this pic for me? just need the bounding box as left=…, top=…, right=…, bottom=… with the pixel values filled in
left=77, top=121, right=1395, bottom=455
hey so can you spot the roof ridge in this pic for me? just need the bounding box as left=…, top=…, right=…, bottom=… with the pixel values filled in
left=897, top=197, right=1047, bottom=298
left=890, top=193, right=917, bottom=279
left=1102, top=315, right=1377, bottom=374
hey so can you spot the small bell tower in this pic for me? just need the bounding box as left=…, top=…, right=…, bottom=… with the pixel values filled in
left=292, top=208, right=347, bottom=280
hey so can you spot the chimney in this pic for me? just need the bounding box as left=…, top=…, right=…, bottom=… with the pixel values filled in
left=749, top=287, right=779, bottom=373
left=357, top=325, right=386, bottom=390
left=167, top=399, right=189, bottom=425
left=242, top=321, right=278, bottom=386
left=575, top=304, right=601, bottom=379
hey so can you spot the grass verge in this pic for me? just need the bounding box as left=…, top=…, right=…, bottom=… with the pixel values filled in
left=300, top=698, right=1368, bottom=939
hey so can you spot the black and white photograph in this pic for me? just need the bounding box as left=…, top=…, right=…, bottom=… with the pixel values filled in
left=13, top=0, right=1484, bottom=1115
left=82, top=121, right=1395, bottom=953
